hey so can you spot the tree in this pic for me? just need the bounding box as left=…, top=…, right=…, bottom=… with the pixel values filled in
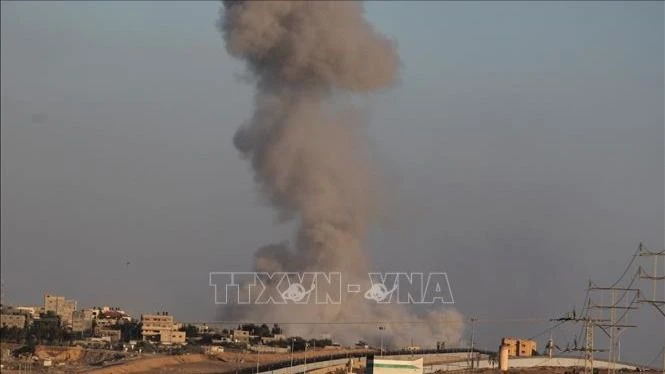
left=257, top=324, right=271, bottom=337
left=199, top=334, right=213, bottom=345
left=29, top=312, right=63, bottom=344
left=267, top=339, right=289, bottom=348
left=119, top=321, right=141, bottom=342
left=271, top=324, right=282, bottom=335
left=310, top=338, right=332, bottom=347
left=0, top=326, right=26, bottom=343
left=179, top=324, right=199, bottom=338
left=240, top=323, right=257, bottom=333
left=291, top=337, right=307, bottom=351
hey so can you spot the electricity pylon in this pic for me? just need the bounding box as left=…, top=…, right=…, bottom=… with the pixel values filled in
left=636, top=243, right=665, bottom=373
left=588, top=282, right=639, bottom=374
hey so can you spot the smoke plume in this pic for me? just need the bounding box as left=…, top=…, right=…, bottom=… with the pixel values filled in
left=218, top=0, right=463, bottom=347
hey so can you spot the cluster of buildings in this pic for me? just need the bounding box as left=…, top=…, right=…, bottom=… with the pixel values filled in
left=2, top=294, right=339, bottom=353
left=184, top=325, right=289, bottom=351
left=0, top=293, right=187, bottom=346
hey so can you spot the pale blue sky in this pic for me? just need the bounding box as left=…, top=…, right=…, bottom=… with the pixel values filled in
left=1, top=1, right=663, bottom=364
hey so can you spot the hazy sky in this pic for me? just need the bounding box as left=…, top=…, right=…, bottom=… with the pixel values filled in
left=1, top=1, right=663, bottom=365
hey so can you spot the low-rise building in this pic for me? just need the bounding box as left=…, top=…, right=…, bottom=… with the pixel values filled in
left=231, top=329, right=250, bottom=344
left=500, top=337, right=537, bottom=357
left=518, top=339, right=537, bottom=356
left=160, top=330, right=186, bottom=345
left=0, top=305, right=34, bottom=327
left=204, top=345, right=224, bottom=354
left=96, top=310, right=131, bottom=328
left=72, top=309, right=94, bottom=333
left=192, top=323, right=210, bottom=334
left=501, top=337, right=518, bottom=356
left=95, top=328, right=122, bottom=343
left=15, top=306, right=41, bottom=320
left=261, top=333, right=287, bottom=344
left=260, top=336, right=272, bottom=344
left=0, top=314, right=26, bottom=328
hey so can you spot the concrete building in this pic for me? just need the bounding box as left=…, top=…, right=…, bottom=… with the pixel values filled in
left=192, top=323, right=210, bottom=334
left=43, top=294, right=77, bottom=326
left=0, top=305, right=34, bottom=328
left=95, top=328, right=122, bottom=343
left=141, top=313, right=184, bottom=344
left=203, top=345, right=224, bottom=354
left=15, top=306, right=41, bottom=320
left=518, top=339, right=537, bottom=356
left=261, top=333, right=287, bottom=344
left=500, top=337, right=537, bottom=357
left=96, top=310, right=131, bottom=328
left=91, top=306, right=131, bottom=321
left=501, top=337, right=518, bottom=356
left=141, top=313, right=174, bottom=341
left=72, top=309, right=94, bottom=333
left=0, top=314, right=26, bottom=328
left=231, top=329, right=250, bottom=344
left=160, top=330, right=186, bottom=345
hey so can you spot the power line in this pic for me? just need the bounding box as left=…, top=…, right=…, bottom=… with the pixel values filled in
left=587, top=284, right=640, bottom=374
left=646, top=345, right=665, bottom=369
left=185, top=317, right=553, bottom=326
left=528, top=320, right=567, bottom=341
left=574, top=243, right=644, bottom=361
left=608, top=244, right=642, bottom=289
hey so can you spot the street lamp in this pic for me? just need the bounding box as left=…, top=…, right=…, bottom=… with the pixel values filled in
left=468, top=317, right=476, bottom=370
left=378, top=326, right=385, bottom=356
left=304, top=342, right=309, bottom=374
left=291, top=338, right=295, bottom=373
left=256, top=347, right=260, bottom=374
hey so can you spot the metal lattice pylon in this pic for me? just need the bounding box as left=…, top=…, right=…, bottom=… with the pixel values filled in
left=584, top=318, right=594, bottom=374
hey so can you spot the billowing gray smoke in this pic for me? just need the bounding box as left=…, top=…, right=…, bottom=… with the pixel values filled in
left=218, top=1, right=463, bottom=347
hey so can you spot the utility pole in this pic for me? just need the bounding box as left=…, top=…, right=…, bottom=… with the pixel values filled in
left=638, top=244, right=665, bottom=317
left=636, top=243, right=665, bottom=373
left=304, top=342, right=309, bottom=374
left=256, top=347, right=260, bottom=374
left=584, top=317, right=594, bottom=374
left=291, top=338, right=295, bottom=374
left=378, top=326, right=385, bottom=356
left=551, top=304, right=609, bottom=374
left=468, top=317, right=476, bottom=370
left=588, top=282, right=639, bottom=374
